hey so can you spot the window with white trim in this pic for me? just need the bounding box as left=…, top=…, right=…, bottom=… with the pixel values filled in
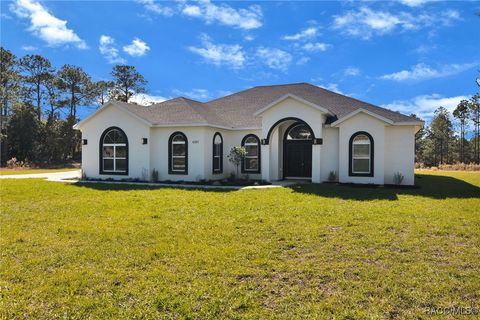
left=351, top=134, right=372, bottom=174
left=242, top=135, right=260, bottom=173
left=213, top=132, right=223, bottom=173
left=169, top=132, right=187, bottom=174
left=100, top=128, right=128, bottom=174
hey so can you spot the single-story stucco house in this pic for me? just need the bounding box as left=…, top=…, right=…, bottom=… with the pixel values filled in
left=74, top=83, right=423, bottom=185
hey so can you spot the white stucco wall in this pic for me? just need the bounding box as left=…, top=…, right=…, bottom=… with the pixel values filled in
left=78, top=101, right=417, bottom=185
left=384, top=126, right=416, bottom=185
left=79, top=105, right=150, bottom=180
left=149, top=126, right=209, bottom=181
left=321, top=127, right=339, bottom=182
left=337, top=113, right=386, bottom=185
left=224, top=129, right=263, bottom=180
left=259, top=97, right=326, bottom=182
left=260, top=97, right=325, bottom=140
left=267, top=121, right=295, bottom=180
left=201, top=128, right=262, bottom=181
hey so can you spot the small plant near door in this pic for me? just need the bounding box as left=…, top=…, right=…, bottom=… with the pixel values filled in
left=227, top=146, right=247, bottom=178
left=393, top=172, right=404, bottom=185
left=151, top=169, right=159, bottom=182
left=328, top=170, right=337, bottom=182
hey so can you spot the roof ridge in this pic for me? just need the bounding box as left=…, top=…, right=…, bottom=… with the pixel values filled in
left=253, top=82, right=310, bottom=88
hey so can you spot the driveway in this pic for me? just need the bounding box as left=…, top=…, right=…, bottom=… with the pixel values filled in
left=0, top=170, right=82, bottom=182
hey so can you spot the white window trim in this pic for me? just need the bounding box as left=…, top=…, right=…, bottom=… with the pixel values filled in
left=352, top=141, right=371, bottom=174
left=102, top=142, right=127, bottom=173
left=171, top=138, right=186, bottom=172
left=244, top=140, right=259, bottom=171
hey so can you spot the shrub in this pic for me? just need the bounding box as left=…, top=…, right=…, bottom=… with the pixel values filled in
left=151, top=169, right=159, bottom=182
left=393, top=172, right=404, bottom=185
left=416, top=162, right=480, bottom=171
left=6, top=157, right=30, bottom=168
left=438, top=162, right=480, bottom=171
left=227, top=146, right=247, bottom=177
left=328, top=170, right=337, bottom=182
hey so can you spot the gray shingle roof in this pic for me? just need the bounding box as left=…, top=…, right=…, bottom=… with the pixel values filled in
left=116, top=97, right=228, bottom=127
left=117, top=83, right=419, bottom=128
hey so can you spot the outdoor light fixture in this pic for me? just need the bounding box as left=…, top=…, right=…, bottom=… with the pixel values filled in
left=142, top=138, right=148, bottom=145
left=83, top=139, right=88, bottom=145
left=313, top=138, right=323, bottom=145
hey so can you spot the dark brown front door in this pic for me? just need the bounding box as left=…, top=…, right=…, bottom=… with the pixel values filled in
left=284, top=141, right=312, bottom=178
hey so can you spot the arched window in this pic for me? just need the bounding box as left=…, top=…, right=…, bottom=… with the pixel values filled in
left=100, top=127, right=128, bottom=175
left=242, top=134, right=260, bottom=173
left=286, top=123, right=312, bottom=140
left=212, top=132, right=223, bottom=173
left=169, top=132, right=188, bottom=174
left=349, top=131, right=374, bottom=176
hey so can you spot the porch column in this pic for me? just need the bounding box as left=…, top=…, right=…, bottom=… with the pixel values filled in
left=311, top=144, right=321, bottom=183
left=261, top=144, right=270, bottom=181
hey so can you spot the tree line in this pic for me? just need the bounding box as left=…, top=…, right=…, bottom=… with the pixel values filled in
left=1, top=46, right=479, bottom=168
left=415, top=90, right=480, bottom=166
left=0, top=47, right=148, bottom=166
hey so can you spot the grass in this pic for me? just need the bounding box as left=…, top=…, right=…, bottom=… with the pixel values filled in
left=0, top=171, right=479, bottom=319
left=0, top=168, right=78, bottom=175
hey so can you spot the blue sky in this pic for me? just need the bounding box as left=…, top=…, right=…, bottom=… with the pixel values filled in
left=1, top=0, right=479, bottom=122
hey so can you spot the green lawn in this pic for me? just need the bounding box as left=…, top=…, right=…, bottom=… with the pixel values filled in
left=1, top=171, right=479, bottom=319
left=0, top=168, right=78, bottom=175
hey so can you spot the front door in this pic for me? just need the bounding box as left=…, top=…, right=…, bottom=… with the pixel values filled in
left=283, top=122, right=313, bottom=178
left=284, top=142, right=312, bottom=178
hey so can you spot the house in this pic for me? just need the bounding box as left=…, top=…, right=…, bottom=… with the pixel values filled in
left=73, top=83, right=423, bottom=185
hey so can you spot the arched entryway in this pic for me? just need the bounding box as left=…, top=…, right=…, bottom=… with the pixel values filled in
left=283, top=122, right=313, bottom=178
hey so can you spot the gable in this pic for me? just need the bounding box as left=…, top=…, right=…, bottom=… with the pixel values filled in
left=253, top=94, right=331, bottom=116
left=331, top=108, right=394, bottom=127
left=73, top=101, right=151, bottom=130
left=74, top=101, right=151, bottom=131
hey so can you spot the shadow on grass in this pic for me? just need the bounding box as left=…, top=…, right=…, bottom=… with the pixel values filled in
left=288, top=174, right=480, bottom=201
left=71, top=181, right=235, bottom=193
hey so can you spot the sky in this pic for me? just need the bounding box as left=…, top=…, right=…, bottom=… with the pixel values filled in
left=1, top=0, right=479, bottom=122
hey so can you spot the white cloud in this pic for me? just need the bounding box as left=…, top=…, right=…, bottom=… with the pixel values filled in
left=188, top=34, right=245, bottom=69
left=255, top=47, right=292, bottom=72
left=123, top=38, right=150, bottom=57
left=382, top=94, right=469, bottom=120
left=319, top=83, right=344, bottom=94
left=302, top=42, right=330, bottom=52
left=399, top=0, right=432, bottom=7
left=130, top=93, right=167, bottom=106
left=380, top=62, right=477, bottom=81
left=10, top=0, right=87, bottom=48
left=344, top=67, right=360, bottom=77
left=296, top=57, right=311, bottom=65
left=332, top=7, right=460, bottom=39
left=136, top=0, right=174, bottom=16
left=99, top=35, right=126, bottom=64
left=172, top=88, right=210, bottom=101
left=181, top=0, right=262, bottom=30
left=21, top=45, right=38, bottom=51
left=1, top=13, right=12, bottom=20
left=283, top=27, right=318, bottom=41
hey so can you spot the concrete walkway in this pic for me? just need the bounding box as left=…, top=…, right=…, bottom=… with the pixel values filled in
left=0, top=170, right=82, bottom=181
left=0, top=169, right=299, bottom=190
